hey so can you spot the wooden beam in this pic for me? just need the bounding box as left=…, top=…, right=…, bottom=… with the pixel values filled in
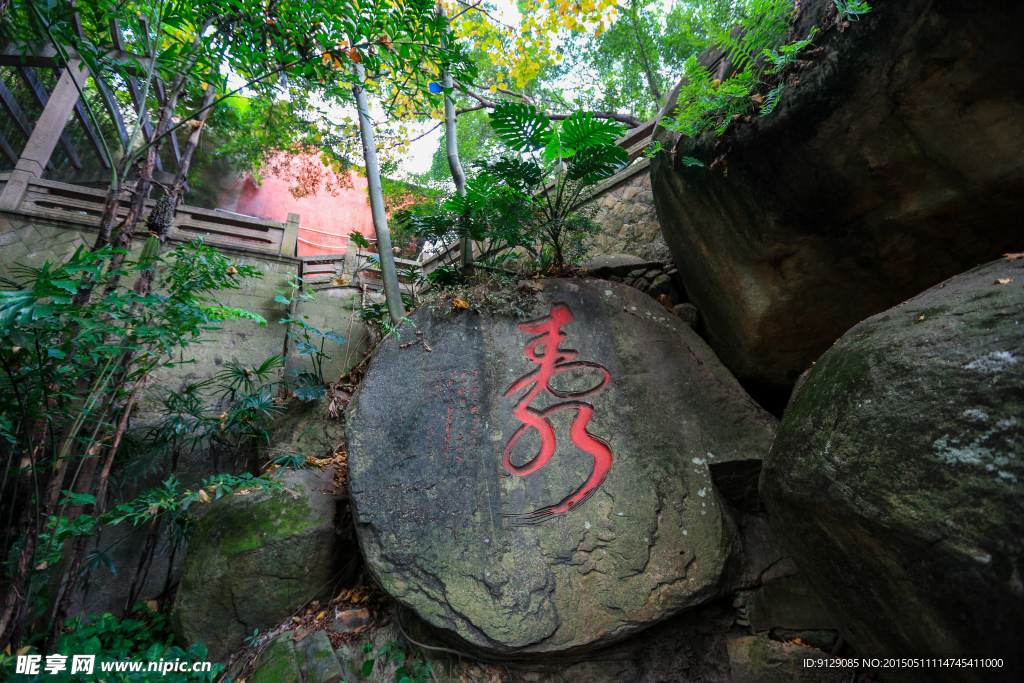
left=0, top=129, right=18, bottom=165
left=0, top=77, right=34, bottom=138
left=109, top=17, right=162, bottom=172
left=66, top=74, right=111, bottom=169
left=17, top=67, right=83, bottom=169
left=0, top=41, right=154, bottom=72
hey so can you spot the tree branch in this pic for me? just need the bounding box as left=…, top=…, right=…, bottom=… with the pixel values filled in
left=455, top=87, right=643, bottom=127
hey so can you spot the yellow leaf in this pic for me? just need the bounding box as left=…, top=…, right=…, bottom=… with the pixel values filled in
left=35, top=560, right=47, bottom=570
left=453, top=299, right=470, bottom=309
left=17, top=646, right=31, bottom=657
left=316, top=611, right=326, bottom=619
left=489, top=85, right=498, bottom=93
left=198, top=489, right=211, bottom=503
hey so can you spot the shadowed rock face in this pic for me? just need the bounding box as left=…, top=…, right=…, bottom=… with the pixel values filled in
left=761, top=258, right=1024, bottom=683
left=172, top=468, right=355, bottom=662
left=650, top=0, right=1024, bottom=392
left=346, top=279, right=777, bottom=656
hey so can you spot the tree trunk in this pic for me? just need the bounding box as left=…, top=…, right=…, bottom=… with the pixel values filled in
left=352, top=63, right=406, bottom=326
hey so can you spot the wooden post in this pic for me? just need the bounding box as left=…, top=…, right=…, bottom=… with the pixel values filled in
left=0, top=61, right=88, bottom=210
left=281, top=213, right=300, bottom=257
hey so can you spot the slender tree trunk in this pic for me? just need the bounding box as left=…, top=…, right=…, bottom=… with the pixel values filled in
left=437, top=4, right=473, bottom=276
left=352, top=63, right=405, bottom=326
left=166, top=86, right=216, bottom=211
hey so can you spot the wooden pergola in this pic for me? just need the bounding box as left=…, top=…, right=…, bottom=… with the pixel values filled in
left=0, top=16, right=186, bottom=210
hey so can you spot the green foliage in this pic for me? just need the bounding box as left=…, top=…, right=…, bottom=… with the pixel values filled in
left=834, top=0, right=872, bottom=21
left=277, top=277, right=345, bottom=388
left=760, top=82, right=785, bottom=116
left=358, top=295, right=414, bottom=340
left=711, top=0, right=794, bottom=71
left=400, top=105, right=623, bottom=274
left=360, top=640, right=432, bottom=683
left=562, top=0, right=743, bottom=117
left=656, top=0, right=855, bottom=141
left=763, top=27, right=818, bottom=73
left=662, top=62, right=759, bottom=136
left=0, top=605, right=222, bottom=682
left=0, top=238, right=273, bottom=647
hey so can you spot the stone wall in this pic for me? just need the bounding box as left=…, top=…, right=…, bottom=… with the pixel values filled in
left=0, top=209, right=373, bottom=617
left=579, top=158, right=669, bottom=262
left=0, top=210, right=372, bottom=391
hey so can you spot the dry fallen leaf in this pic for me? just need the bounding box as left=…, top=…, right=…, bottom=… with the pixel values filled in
left=145, top=600, right=159, bottom=612
left=918, top=316, right=925, bottom=321
left=316, top=611, right=326, bottom=620
left=994, top=278, right=1013, bottom=285
left=225, top=266, right=238, bottom=275
left=198, top=489, right=211, bottom=504
left=1004, top=253, right=1024, bottom=261
left=347, top=48, right=361, bottom=63
left=750, top=93, right=764, bottom=105
left=453, top=299, right=470, bottom=309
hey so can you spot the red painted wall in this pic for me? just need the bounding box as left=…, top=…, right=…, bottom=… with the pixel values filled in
left=221, top=166, right=375, bottom=256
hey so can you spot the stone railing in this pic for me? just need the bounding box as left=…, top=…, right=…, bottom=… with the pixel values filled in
left=0, top=173, right=300, bottom=256
left=303, top=235, right=462, bottom=293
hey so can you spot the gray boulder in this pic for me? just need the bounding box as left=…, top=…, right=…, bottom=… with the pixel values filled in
left=650, top=0, right=1024, bottom=392
left=346, top=279, right=777, bottom=655
left=761, top=257, right=1024, bottom=682
left=172, top=468, right=356, bottom=661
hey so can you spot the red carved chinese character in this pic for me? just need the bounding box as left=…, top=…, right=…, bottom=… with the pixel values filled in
left=503, top=303, right=612, bottom=524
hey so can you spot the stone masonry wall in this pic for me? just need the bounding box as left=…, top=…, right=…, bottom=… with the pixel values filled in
left=0, top=210, right=373, bottom=618
left=0, top=211, right=371, bottom=391
left=579, top=158, right=669, bottom=262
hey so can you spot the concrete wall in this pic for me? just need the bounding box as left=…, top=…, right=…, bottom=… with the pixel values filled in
left=0, top=210, right=372, bottom=391
left=0, top=209, right=376, bottom=618
left=579, top=159, right=670, bottom=262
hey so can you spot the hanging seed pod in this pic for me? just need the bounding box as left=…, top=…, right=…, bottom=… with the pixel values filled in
left=146, top=196, right=175, bottom=236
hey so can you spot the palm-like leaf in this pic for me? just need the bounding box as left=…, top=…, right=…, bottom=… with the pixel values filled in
left=488, top=157, right=545, bottom=192
left=557, top=112, right=625, bottom=153
left=566, top=145, right=629, bottom=184
left=488, top=102, right=551, bottom=152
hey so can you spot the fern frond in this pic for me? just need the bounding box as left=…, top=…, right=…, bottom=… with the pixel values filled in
left=760, top=83, right=785, bottom=116
left=714, top=0, right=794, bottom=71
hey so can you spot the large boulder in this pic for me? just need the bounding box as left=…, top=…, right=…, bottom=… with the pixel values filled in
left=172, top=468, right=356, bottom=661
left=346, top=279, right=778, bottom=655
left=760, top=257, right=1024, bottom=682
left=650, top=0, right=1024, bottom=392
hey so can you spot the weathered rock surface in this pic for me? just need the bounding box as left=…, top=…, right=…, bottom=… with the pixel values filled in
left=727, top=636, right=851, bottom=683
left=347, top=279, right=778, bottom=655
left=761, top=258, right=1024, bottom=682
left=650, top=0, right=1024, bottom=392
left=172, top=468, right=356, bottom=661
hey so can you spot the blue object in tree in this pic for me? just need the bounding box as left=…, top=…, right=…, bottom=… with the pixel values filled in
left=428, top=82, right=443, bottom=93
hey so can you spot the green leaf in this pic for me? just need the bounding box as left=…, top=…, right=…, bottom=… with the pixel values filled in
left=565, top=145, right=628, bottom=184
left=51, top=279, right=78, bottom=294
left=0, top=289, right=34, bottom=329
left=274, top=295, right=291, bottom=304
left=362, top=659, right=375, bottom=675
left=62, top=491, right=97, bottom=506
left=488, top=102, right=551, bottom=152
left=556, top=112, right=624, bottom=153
